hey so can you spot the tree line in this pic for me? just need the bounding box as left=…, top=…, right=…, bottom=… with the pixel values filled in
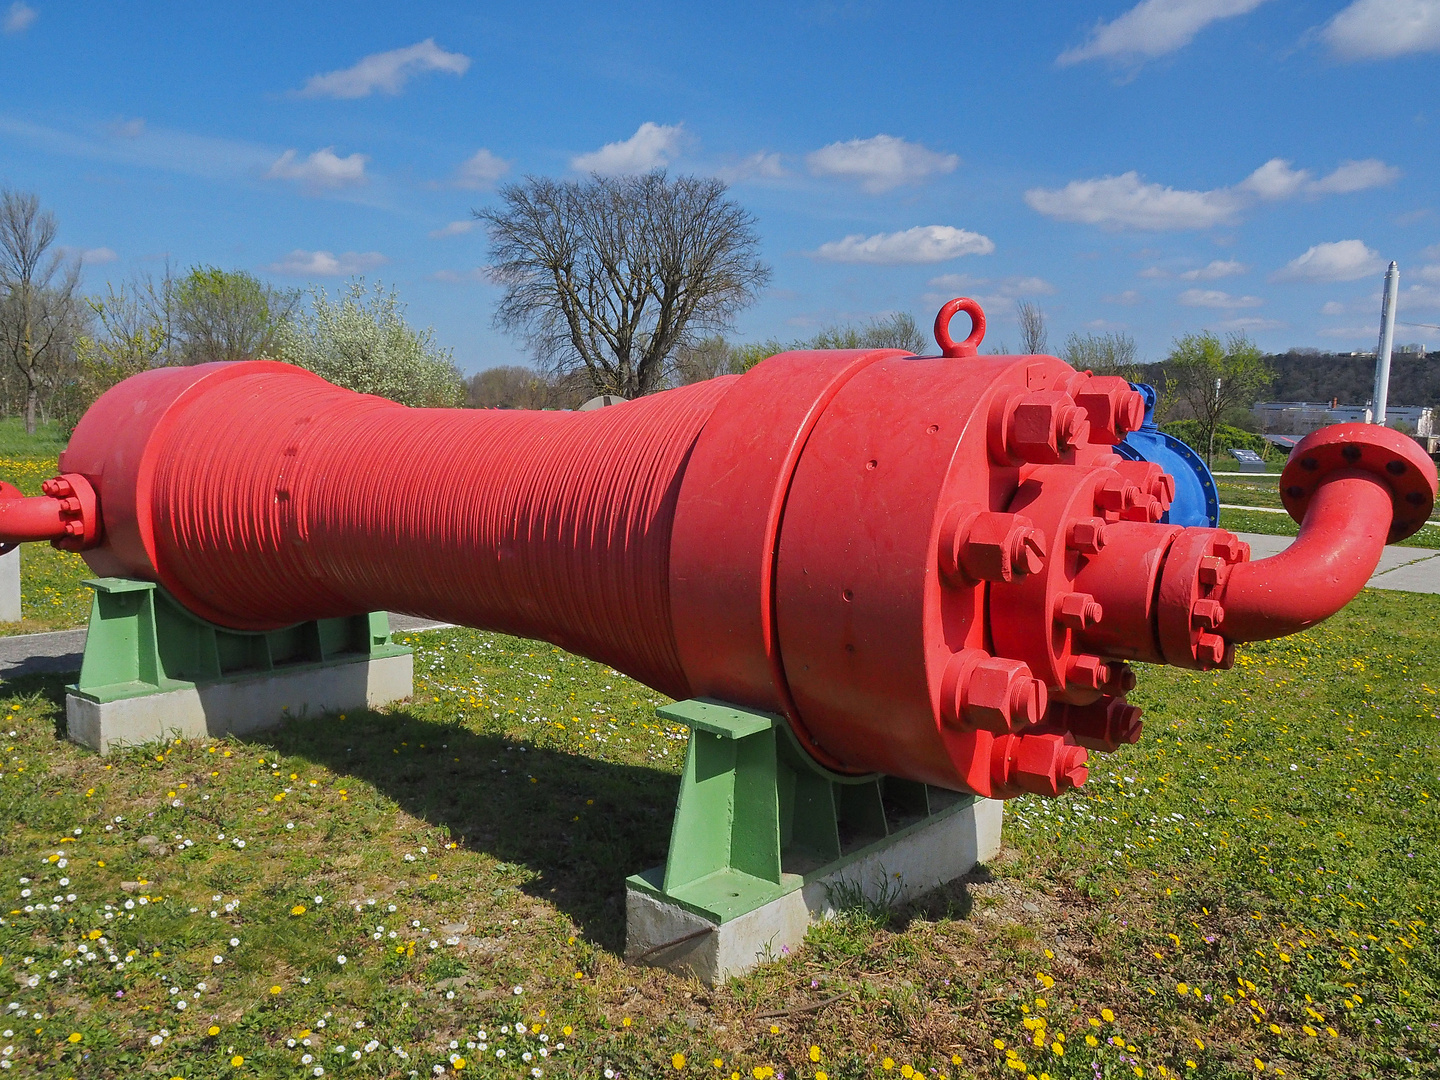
left=0, top=188, right=464, bottom=434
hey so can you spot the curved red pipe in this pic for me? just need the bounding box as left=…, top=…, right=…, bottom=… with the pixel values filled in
left=1217, top=471, right=1392, bottom=642
left=0, top=494, right=68, bottom=544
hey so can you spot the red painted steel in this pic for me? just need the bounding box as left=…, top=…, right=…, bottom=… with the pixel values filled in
left=3, top=299, right=1432, bottom=800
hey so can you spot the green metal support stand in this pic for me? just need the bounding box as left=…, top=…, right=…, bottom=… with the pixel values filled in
left=71, top=577, right=408, bottom=705
left=626, top=698, right=975, bottom=923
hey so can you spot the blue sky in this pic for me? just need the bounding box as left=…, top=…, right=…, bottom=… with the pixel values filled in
left=1, top=0, right=1438, bottom=373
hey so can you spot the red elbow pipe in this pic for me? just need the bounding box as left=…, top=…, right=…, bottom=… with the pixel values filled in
left=1217, top=472, right=1392, bottom=641
left=1214, top=423, right=1437, bottom=644
left=0, top=475, right=100, bottom=552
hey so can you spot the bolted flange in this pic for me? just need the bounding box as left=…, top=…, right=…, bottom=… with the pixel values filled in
left=1003, top=391, right=1090, bottom=464
left=1054, top=591, right=1103, bottom=631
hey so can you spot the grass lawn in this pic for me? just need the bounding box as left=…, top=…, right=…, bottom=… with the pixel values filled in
left=0, top=588, right=1437, bottom=1079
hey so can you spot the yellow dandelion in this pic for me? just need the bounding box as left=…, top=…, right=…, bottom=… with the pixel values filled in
left=1101, top=1008, right=1115, bottom=1023
left=208, top=1026, right=221, bottom=1036
left=290, top=904, right=306, bottom=916
left=231, top=1056, right=244, bottom=1067
left=809, top=1046, right=821, bottom=1062
left=883, top=1059, right=895, bottom=1071
left=673, top=1053, right=687, bottom=1069
left=67, top=1032, right=82, bottom=1043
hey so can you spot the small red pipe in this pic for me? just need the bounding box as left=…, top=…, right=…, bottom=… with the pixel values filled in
left=1217, top=471, right=1392, bottom=642
left=0, top=493, right=69, bottom=544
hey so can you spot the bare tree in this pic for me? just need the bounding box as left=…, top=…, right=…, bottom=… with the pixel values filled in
left=807, top=311, right=929, bottom=354
left=480, top=172, right=771, bottom=398
left=0, top=189, right=85, bottom=433
left=1062, top=330, right=1138, bottom=378
left=1016, top=300, right=1048, bottom=355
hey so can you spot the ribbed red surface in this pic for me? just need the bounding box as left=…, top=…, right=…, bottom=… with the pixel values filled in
left=144, top=367, right=735, bottom=699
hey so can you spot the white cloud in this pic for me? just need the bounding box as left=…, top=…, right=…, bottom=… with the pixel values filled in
left=453, top=148, right=509, bottom=189
left=296, top=39, right=470, bottom=99
left=266, top=147, right=369, bottom=189
left=571, top=122, right=685, bottom=176
left=812, top=226, right=994, bottom=265
left=430, top=267, right=491, bottom=284
left=1272, top=240, right=1383, bottom=282
left=266, top=250, right=388, bottom=277
left=1058, top=0, right=1270, bottom=65
left=80, top=247, right=117, bottom=264
left=1418, top=265, right=1440, bottom=283
left=806, top=134, right=958, bottom=194
left=1422, top=243, right=1440, bottom=260
left=429, top=220, right=478, bottom=239
left=1238, top=158, right=1309, bottom=199
left=924, top=273, right=1054, bottom=314
left=1403, top=283, right=1440, bottom=309
left=1306, top=158, right=1401, bottom=194
left=1221, top=317, right=1286, bottom=331
left=1105, top=289, right=1145, bottom=305
left=1027, top=156, right=1399, bottom=231
left=713, top=152, right=787, bottom=184
left=110, top=117, right=146, bottom=139
left=1139, top=266, right=1171, bottom=279
left=1178, top=288, right=1263, bottom=308
left=1322, top=0, right=1440, bottom=60
left=3, top=2, right=36, bottom=34
left=1026, top=171, right=1240, bottom=230
left=1318, top=325, right=1379, bottom=338
left=1180, top=259, right=1247, bottom=280
left=1321, top=300, right=1347, bottom=315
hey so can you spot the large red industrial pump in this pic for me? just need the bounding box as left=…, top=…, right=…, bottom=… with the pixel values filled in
left=2, top=299, right=1432, bottom=802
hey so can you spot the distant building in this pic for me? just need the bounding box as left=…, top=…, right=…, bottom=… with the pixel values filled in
left=1397, top=343, right=1429, bottom=358
left=1253, top=400, right=1434, bottom=438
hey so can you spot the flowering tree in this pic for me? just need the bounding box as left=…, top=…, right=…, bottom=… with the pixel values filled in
left=275, top=280, right=463, bottom=407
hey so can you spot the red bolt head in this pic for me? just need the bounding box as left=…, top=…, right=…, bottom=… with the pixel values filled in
left=1191, top=598, right=1225, bottom=630
left=1101, top=662, right=1138, bottom=696
left=1119, top=493, right=1163, bottom=523
left=1067, top=518, right=1108, bottom=555
left=1004, top=733, right=1090, bottom=797
left=1065, top=654, right=1111, bottom=690
left=1055, top=592, right=1104, bottom=631
left=1197, top=554, right=1225, bottom=586
left=1007, top=392, right=1089, bottom=463
left=1196, top=632, right=1227, bottom=668
left=1211, top=534, right=1247, bottom=563
left=962, top=656, right=1048, bottom=734
left=959, top=512, right=1047, bottom=583
left=42, top=477, right=72, bottom=498
left=1094, top=476, right=1139, bottom=513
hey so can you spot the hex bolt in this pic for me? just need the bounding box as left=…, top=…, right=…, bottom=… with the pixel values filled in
left=1120, top=493, right=1163, bottom=523
left=1067, top=518, right=1108, bottom=555
left=944, top=509, right=1048, bottom=583
left=58, top=497, right=81, bottom=515
left=1191, top=598, right=1225, bottom=630
left=1211, top=535, right=1247, bottom=563
left=951, top=653, right=1049, bottom=734
left=1102, top=662, right=1137, bottom=696
left=1196, top=555, right=1225, bottom=586
left=1094, top=476, right=1139, bottom=513
left=1195, top=632, right=1227, bottom=667
left=1055, top=592, right=1104, bottom=631
left=1005, top=392, right=1089, bottom=463
left=1065, top=654, right=1111, bottom=690
left=995, top=732, right=1090, bottom=797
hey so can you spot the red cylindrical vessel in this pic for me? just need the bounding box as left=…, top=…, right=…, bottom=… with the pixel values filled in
left=10, top=301, right=1430, bottom=800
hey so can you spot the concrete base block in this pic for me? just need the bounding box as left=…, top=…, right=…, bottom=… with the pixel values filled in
left=626, top=795, right=1002, bottom=984
left=67, top=652, right=414, bottom=754
left=0, top=548, right=19, bottom=623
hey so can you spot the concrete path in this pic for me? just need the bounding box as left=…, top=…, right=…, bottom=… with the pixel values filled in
left=1235, top=532, right=1440, bottom=595
left=0, top=613, right=452, bottom=681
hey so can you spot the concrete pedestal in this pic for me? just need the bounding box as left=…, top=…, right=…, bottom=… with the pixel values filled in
left=0, top=547, right=19, bottom=623
left=67, top=651, right=413, bottom=754
left=626, top=794, right=1002, bottom=984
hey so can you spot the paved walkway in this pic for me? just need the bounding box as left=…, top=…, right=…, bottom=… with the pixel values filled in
left=0, top=613, right=452, bottom=681
left=1235, top=533, right=1440, bottom=595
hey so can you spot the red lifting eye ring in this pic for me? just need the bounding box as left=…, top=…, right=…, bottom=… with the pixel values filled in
left=935, top=297, right=986, bottom=358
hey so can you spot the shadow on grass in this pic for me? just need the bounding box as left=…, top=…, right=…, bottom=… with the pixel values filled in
left=267, top=707, right=679, bottom=954
left=1, top=669, right=77, bottom=739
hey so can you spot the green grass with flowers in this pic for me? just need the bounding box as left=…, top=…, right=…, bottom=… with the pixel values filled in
left=0, top=586, right=1438, bottom=1079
